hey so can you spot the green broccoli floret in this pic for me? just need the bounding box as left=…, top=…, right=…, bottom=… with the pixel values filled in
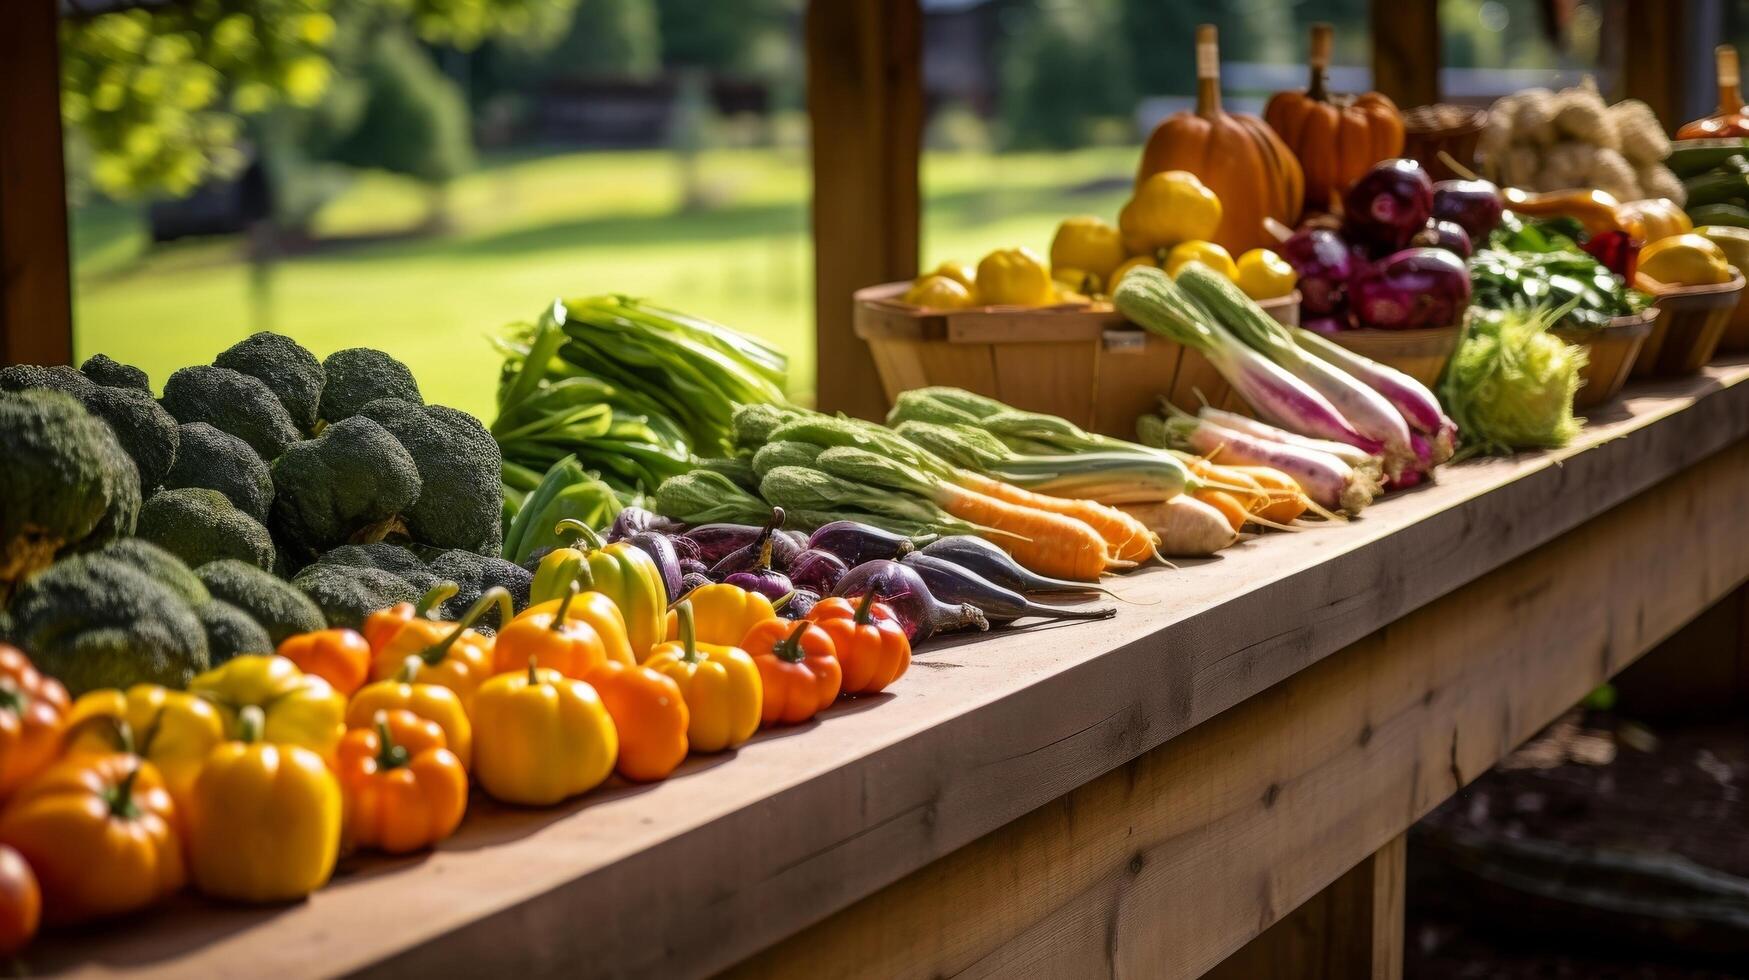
left=214, top=332, right=325, bottom=433
left=319, top=348, right=422, bottom=423
left=0, top=390, right=141, bottom=592
left=291, top=562, right=421, bottom=630
left=196, top=598, right=273, bottom=666
left=269, top=417, right=422, bottom=568
left=196, top=559, right=324, bottom=646
left=79, top=354, right=151, bottom=393
left=358, top=398, right=503, bottom=555
left=4, top=546, right=210, bottom=695
left=161, top=422, right=273, bottom=524
left=428, top=549, right=531, bottom=627
left=78, top=386, right=180, bottom=489
left=138, top=487, right=276, bottom=571
left=160, top=365, right=301, bottom=460
left=99, top=538, right=208, bottom=605
left=0, top=365, right=95, bottom=397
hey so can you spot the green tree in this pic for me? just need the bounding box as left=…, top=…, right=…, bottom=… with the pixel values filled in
left=1000, top=0, right=1135, bottom=149
left=546, top=0, right=660, bottom=78
left=322, top=28, right=475, bottom=186
left=654, top=0, right=792, bottom=74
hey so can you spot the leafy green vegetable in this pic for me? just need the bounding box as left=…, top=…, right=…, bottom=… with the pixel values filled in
left=1473, top=216, right=1649, bottom=331
left=1440, top=306, right=1586, bottom=457
left=501, top=454, right=623, bottom=564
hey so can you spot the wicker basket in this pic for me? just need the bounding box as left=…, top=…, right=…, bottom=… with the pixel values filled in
left=1631, top=272, right=1745, bottom=376
left=853, top=283, right=1298, bottom=438
left=1320, top=324, right=1463, bottom=388
left=1553, top=309, right=1658, bottom=410
left=1402, top=104, right=1489, bottom=181
left=1719, top=287, right=1749, bottom=354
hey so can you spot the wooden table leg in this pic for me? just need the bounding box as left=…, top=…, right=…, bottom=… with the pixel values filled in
left=1205, top=833, right=1405, bottom=980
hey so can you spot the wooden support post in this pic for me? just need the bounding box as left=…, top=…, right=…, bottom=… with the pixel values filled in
left=1370, top=0, right=1440, bottom=107
left=1618, top=0, right=1712, bottom=131
left=0, top=0, right=75, bottom=366
left=805, top=0, right=922, bottom=418
left=1205, top=835, right=1406, bottom=980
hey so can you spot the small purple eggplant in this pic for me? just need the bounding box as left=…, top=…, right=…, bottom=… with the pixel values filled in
left=678, top=571, right=713, bottom=598
left=832, top=559, right=987, bottom=644
left=683, top=524, right=764, bottom=566
left=787, top=548, right=849, bottom=594
left=608, top=506, right=682, bottom=543
left=807, top=520, right=914, bottom=566
left=779, top=588, right=821, bottom=620
left=724, top=568, right=793, bottom=603
left=627, top=530, right=684, bottom=603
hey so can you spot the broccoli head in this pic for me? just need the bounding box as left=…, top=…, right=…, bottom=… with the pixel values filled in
left=358, top=398, right=503, bottom=555
left=100, top=538, right=209, bottom=605
left=291, top=562, right=421, bottom=630
left=214, top=332, right=325, bottom=433
left=319, top=348, right=422, bottom=424
left=78, top=385, right=180, bottom=489
left=162, top=422, right=273, bottom=524
left=160, top=365, right=301, bottom=460
left=138, top=487, right=276, bottom=571
left=79, top=354, right=152, bottom=393
left=428, top=549, right=531, bottom=627
left=1, top=390, right=141, bottom=590
left=0, top=364, right=95, bottom=397
left=269, top=417, right=422, bottom=568
left=196, top=559, right=325, bottom=646
left=4, top=546, right=210, bottom=695
left=196, top=598, right=273, bottom=666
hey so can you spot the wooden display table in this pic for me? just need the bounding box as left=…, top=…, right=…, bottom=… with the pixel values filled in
left=29, top=359, right=1749, bottom=979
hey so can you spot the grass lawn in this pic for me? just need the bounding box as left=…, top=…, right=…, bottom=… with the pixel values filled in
left=72, top=145, right=1135, bottom=423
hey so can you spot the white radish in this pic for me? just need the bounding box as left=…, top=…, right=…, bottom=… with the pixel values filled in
left=1119, top=496, right=1237, bottom=557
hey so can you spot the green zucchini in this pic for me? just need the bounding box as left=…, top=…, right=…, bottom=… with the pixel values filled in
left=1668, top=139, right=1749, bottom=178
left=1686, top=203, right=1749, bottom=229
left=1682, top=170, right=1749, bottom=208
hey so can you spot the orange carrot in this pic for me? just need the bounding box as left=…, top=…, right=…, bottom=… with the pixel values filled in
left=956, top=471, right=1159, bottom=564
left=1230, top=465, right=1308, bottom=524
left=1193, top=488, right=1247, bottom=534
left=935, top=484, right=1117, bottom=581
left=1189, top=459, right=1268, bottom=514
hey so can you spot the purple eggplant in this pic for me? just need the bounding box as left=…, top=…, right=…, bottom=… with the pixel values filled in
left=683, top=524, right=764, bottom=566
left=678, top=571, right=713, bottom=597
left=831, top=560, right=988, bottom=644
left=679, top=558, right=711, bottom=578
left=670, top=534, right=701, bottom=562
left=806, top=520, right=914, bottom=566
left=626, top=530, right=683, bottom=603
left=778, top=588, right=821, bottom=620
left=710, top=508, right=790, bottom=575
left=724, top=568, right=793, bottom=603
left=608, top=506, right=682, bottom=543
left=917, top=536, right=1117, bottom=597
left=787, top=548, right=849, bottom=594
left=712, top=508, right=793, bottom=599
left=900, top=553, right=1113, bottom=624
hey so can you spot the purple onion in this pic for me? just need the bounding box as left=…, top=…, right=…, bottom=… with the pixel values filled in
left=1348, top=247, right=1471, bottom=330
left=786, top=548, right=849, bottom=594
left=1342, top=159, right=1435, bottom=254
left=1432, top=178, right=1504, bottom=245
left=1279, top=228, right=1359, bottom=316
left=1302, top=314, right=1351, bottom=335
left=1409, top=219, right=1473, bottom=259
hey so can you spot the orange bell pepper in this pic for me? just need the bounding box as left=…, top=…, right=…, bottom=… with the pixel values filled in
left=0, top=645, right=69, bottom=801
left=277, top=628, right=372, bottom=696
left=805, top=592, right=911, bottom=695
left=742, top=619, right=841, bottom=727
left=337, top=709, right=467, bottom=854
left=586, top=660, right=688, bottom=782
left=361, top=582, right=454, bottom=653
left=367, top=586, right=512, bottom=710
left=518, top=582, right=634, bottom=667
left=0, top=844, right=38, bottom=956
left=492, top=583, right=608, bottom=680
left=347, top=659, right=472, bottom=771
left=0, top=753, right=183, bottom=924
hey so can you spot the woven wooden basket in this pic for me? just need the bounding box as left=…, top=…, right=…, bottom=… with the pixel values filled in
left=1631, top=272, right=1744, bottom=376
left=1554, top=309, right=1658, bottom=410
left=1320, top=324, right=1463, bottom=388
left=852, top=284, right=1298, bottom=438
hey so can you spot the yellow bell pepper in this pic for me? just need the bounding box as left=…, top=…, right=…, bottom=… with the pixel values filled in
left=189, top=655, right=346, bottom=765
left=1164, top=240, right=1238, bottom=281
left=1639, top=233, right=1735, bottom=286
left=470, top=662, right=618, bottom=806
left=1234, top=248, right=1298, bottom=300
left=1050, top=216, right=1127, bottom=286
left=63, top=685, right=225, bottom=816
left=1618, top=197, right=1693, bottom=244
left=1120, top=170, right=1223, bottom=255
left=1107, top=255, right=1161, bottom=294
left=975, top=247, right=1055, bottom=307
left=1698, top=224, right=1749, bottom=278
left=367, top=586, right=508, bottom=711
left=902, top=275, right=975, bottom=309
left=519, top=587, right=634, bottom=667
left=663, top=583, right=775, bottom=647
left=531, top=521, right=666, bottom=662
left=187, top=705, right=341, bottom=903
left=922, top=259, right=976, bottom=292
left=646, top=601, right=761, bottom=753
left=347, top=657, right=473, bottom=771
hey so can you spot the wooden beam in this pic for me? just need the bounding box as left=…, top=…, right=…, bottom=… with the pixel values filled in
left=1371, top=0, right=1439, bottom=107
left=734, top=438, right=1749, bottom=978
left=805, top=0, right=922, bottom=418
left=0, top=0, right=75, bottom=366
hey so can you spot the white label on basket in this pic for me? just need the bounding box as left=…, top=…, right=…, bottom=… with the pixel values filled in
left=1103, top=330, right=1148, bottom=353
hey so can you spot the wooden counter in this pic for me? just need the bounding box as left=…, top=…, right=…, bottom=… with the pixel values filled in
left=32, top=359, right=1749, bottom=979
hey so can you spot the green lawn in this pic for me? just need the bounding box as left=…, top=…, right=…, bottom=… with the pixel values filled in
left=72, top=145, right=1135, bottom=422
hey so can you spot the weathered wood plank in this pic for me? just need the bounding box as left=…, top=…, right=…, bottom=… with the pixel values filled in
left=738, top=437, right=1749, bottom=979
left=0, top=0, right=74, bottom=365
left=1370, top=0, right=1439, bottom=108
left=25, top=363, right=1749, bottom=979
left=806, top=0, right=922, bottom=418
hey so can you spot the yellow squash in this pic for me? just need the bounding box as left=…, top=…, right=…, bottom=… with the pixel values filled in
left=902, top=275, right=975, bottom=309
left=470, top=662, right=618, bottom=806
left=1639, top=233, right=1735, bottom=286
left=974, top=247, right=1054, bottom=306
left=1050, top=216, right=1127, bottom=287
left=1234, top=248, right=1298, bottom=300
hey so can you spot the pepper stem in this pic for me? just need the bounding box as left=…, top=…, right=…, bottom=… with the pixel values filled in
left=238, top=704, right=266, bottom=744
left=527, top=655, right=540, bottom=686
left=551, top=581, right=579, bottom=631
left=396, top=655, right=423, bottom=684
left=63, top=711, right=137, bottom=757
left=416, top=582, right=460, bottom=619
left=420, top=587, right=514, bottom=665
left=776, top=620, right=810, bottom=664
left=373, top=711, right=409, bottom=770
left=673, top=600, right=701, bottom=664
left=555, top=518, right=605, bottom=552
left=570, top=559, right=595, bottom=593
left=853, top=589, right=878, bottom=627
left=108, top=763, right=143, bottom=820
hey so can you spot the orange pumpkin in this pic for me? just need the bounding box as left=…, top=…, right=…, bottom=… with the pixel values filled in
left=1137, top=24, right=1304, bottom=256
left=1264, top=23, right=1405, bottom=214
